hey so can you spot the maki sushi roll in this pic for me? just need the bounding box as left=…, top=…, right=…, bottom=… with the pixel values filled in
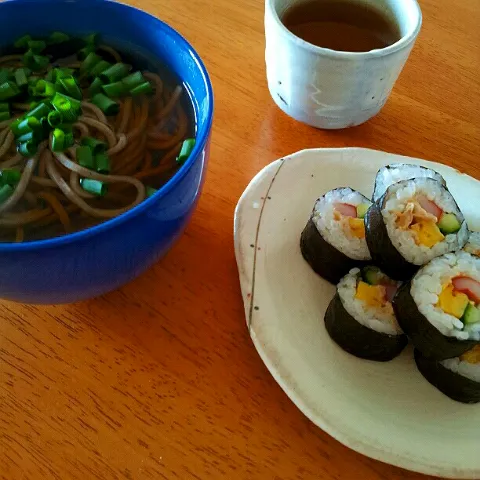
left=301, top=188, right=372, bottom=284
left=372, top=163, right=446, bottom=202
left=393, top=251, right=480, bottom=360
left=415, top=346, right=480, bottom=403
left=465, top=231, right=480, bottom=257
left=325, top=266, right=407, bottom=361
left=365, top=177, right=469, bottom=280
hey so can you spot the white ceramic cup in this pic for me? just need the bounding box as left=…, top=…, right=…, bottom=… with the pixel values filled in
left=265, top=0, right=422, bottom=129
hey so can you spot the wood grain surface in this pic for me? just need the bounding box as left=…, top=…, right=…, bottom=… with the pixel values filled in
left=1, top=0, right=479, bottom=479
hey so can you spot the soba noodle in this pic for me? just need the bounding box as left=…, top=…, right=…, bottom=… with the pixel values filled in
left=0, top=34, right=194, bottom=242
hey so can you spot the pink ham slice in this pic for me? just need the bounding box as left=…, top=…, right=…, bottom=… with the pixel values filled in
left=416, top=194, right=443, bottom=220
left=333, top=203, right=357, bottom=218
left=453, top=276, right=480, bottom=304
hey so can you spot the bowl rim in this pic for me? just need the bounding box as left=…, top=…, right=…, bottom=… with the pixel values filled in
left=0, top=0, right=214, bottom=252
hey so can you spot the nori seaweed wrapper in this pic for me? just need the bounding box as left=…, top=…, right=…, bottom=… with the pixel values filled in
left=414, top=349, right=480, bottom=404
left=393, top=282, right=478, bottom=360
left=301, top=218, right=368, bottom=285
left=325, top=292, right=408, bottom=362
left=364, top=195, right=418, bottom=281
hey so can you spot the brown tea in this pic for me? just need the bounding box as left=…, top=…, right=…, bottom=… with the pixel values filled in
left=281, top=0, right=401, bottom=52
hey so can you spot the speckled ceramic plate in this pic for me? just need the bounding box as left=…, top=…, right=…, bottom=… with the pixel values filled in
left=234, top=148, right=480, bottom=479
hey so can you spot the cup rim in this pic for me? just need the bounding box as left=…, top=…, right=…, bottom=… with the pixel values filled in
left=0, top=0, right=214, bottom=252
left=266, top=0, right=423, bottom=60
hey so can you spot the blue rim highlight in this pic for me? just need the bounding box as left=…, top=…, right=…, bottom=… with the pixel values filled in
left=0, top=0, right=214, bottom=252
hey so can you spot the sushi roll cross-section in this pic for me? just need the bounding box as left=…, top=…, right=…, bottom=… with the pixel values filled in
left=301, top=188, right=372, bottom=284
left=325, top=266, right=407, bottom=361
left=366, top=177, right=469, bottom=280
left=394, top=251, right=480, bottom=360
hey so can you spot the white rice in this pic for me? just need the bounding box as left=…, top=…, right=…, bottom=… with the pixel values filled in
left=465, top=231, right=480, bottom=257
left=441, top=357, right=480, bottom=383
left=411, top=251, right=480, bottom=341
left=312, top=188, right=371, bottom=261
left=382, top=178, right=468, bottom=265
left=373, top=163, right=445, bottom=202
left=337, top=268, right=402, bottom=335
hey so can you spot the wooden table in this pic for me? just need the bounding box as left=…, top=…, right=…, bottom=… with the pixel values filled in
left=1, top=1, right=479, bottom=479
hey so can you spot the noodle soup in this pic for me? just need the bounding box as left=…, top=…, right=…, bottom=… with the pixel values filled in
left=0, top=32, right=196, bottom=242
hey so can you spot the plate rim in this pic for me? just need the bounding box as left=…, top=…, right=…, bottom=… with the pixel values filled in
left=234, top=147, right=480, bottom=479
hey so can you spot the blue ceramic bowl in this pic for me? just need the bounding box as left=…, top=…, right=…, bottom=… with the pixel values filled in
left=0, top=0, right=213, bottom=304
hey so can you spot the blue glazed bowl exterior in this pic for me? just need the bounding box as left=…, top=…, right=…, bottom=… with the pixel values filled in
left=0, top=0, right=213, bottom=304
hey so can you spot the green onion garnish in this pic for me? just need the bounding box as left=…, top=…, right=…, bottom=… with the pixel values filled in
left=130, top=81, right=153, bottom=96
left=80, top=52, right=101, bottom=74
left=0, top=184, right=13, bottom=204
left=24, top=50, right=49, bottom=71
left=122, top=71, right=146, bottom=91
left=14, top=68, right=30, bottom=89
left=18, top=140, right=38, bottom=157
left=15, top=116, right=42, bottom=136
left=0, top=111, right=10, bottom=122
left=47, top=110, right=63, bottom=128
left=64, top=131, right=74, bottom=149
left=45, top=69, right=55, bottom=83
left=51, top=92, right=81, bottom=122
left=25, top=101, right=52, bottom=120
left=146, top=186, right=157, bottom=198
left=27, top=40, right=47, bottom=53
left=95, top=153, right=110, bottom=174
left=101, top=81, right=126, bottom=98
left=177, top=138, right=196, bottom=165
left=81, top=136, right=107, bottom=155
left=51, top=128, right=65, bottom=152
left=0, top=102, right=10, bottom=113
left=1, top=168, right=22, bottom=186
left=89, top=60, right=111, bottom=77
left=0, top=69, right=10, bottom=85
left=14, top=35, right=32, bottom=49
left=34, top=79, right=56, bottom=98
left=58, top=76, right=82, bottom=100
left=99, top=63, right=131, bottom=83
left=0, top=81, right=20, bottom=101
left=89, top=77, right=104, bottom=96
left=80, top=178, right=107, bottom=196
left=91, top=93, right=119, bottom=115
left=76, top=145, right=95, bottom=170
left=84, top=33, right=99, bottom=45
left=54, top=67, right=74, bottom=79
left=78, top=45, right=95, bottom=61
left=48, top=32, right=70, bottom=45
left=17, top=131, right=39, bottom=144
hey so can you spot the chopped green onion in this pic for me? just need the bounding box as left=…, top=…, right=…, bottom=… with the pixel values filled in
left=81, top=137, right=107, bottom=155
left=23, top=50, right=49, bottom=71
left=176, top=138, right=196, bottom=165
left=89, top=77, right=104, bottom=96
left=0, top=69, right=10, bottom=84
left=51, top=128, right=65, bottom=152
left=91, top=93, right=119, bottom=116
left=52, top=92, right=81, bottom=122
left=99, top=63, right=131, bottom=83
left=47, top=110, right=63, bottom=128
left=0, top=111, right=10, bottom=122
left=27, top=75, right=40, bottom=86
left=101, top=81, right=126, bottom=98
left=78, top=45, right=95, bottom=61
left=17, top=131, right=39, bottom=144
left=18, top=140, right=38, bottom=157
left=25, top=101, right=52, bottom=120
left=48, top=32, right=70, bottom=45
left=64, top=132, right=74, bottom=148
left=0, top=81, right=20, bottom=101
left=45, top=69, right=55, bottom=83
left=15, top=116, right=42, bottom=136
left=34, top=79, right=56, bottom=98
left=14, top=68, right=30, bottom=89
left=0, top=184, right=13, bottom=204
left=122, top=71, right=146, bottom=91
left=89, top=60, right=111, bottom=77
left=14, top=35, right=32, bottom=49
left=27, top=40, right=46, bottom=53
left=146, top=186, right=157, bottom=198
left=80, top=178, right=107, bottom=196
left=9, top=118, right=22, bottom=136
left=0, top=168, right=21, bottom=186
left=54, top=67, right=74, bottom=79
left=76, top=145, right=95, bottom=169
left=80, top=52, right=101, bottom=74
left=84, top=33, right=99, bottom=45
left=58, top=76, right=82, bottom=100
left=95, top=153, right=110, bottom=174
left=130, top=81, right=153, bottom=96
left=0, top=102, right=9, bottom=113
